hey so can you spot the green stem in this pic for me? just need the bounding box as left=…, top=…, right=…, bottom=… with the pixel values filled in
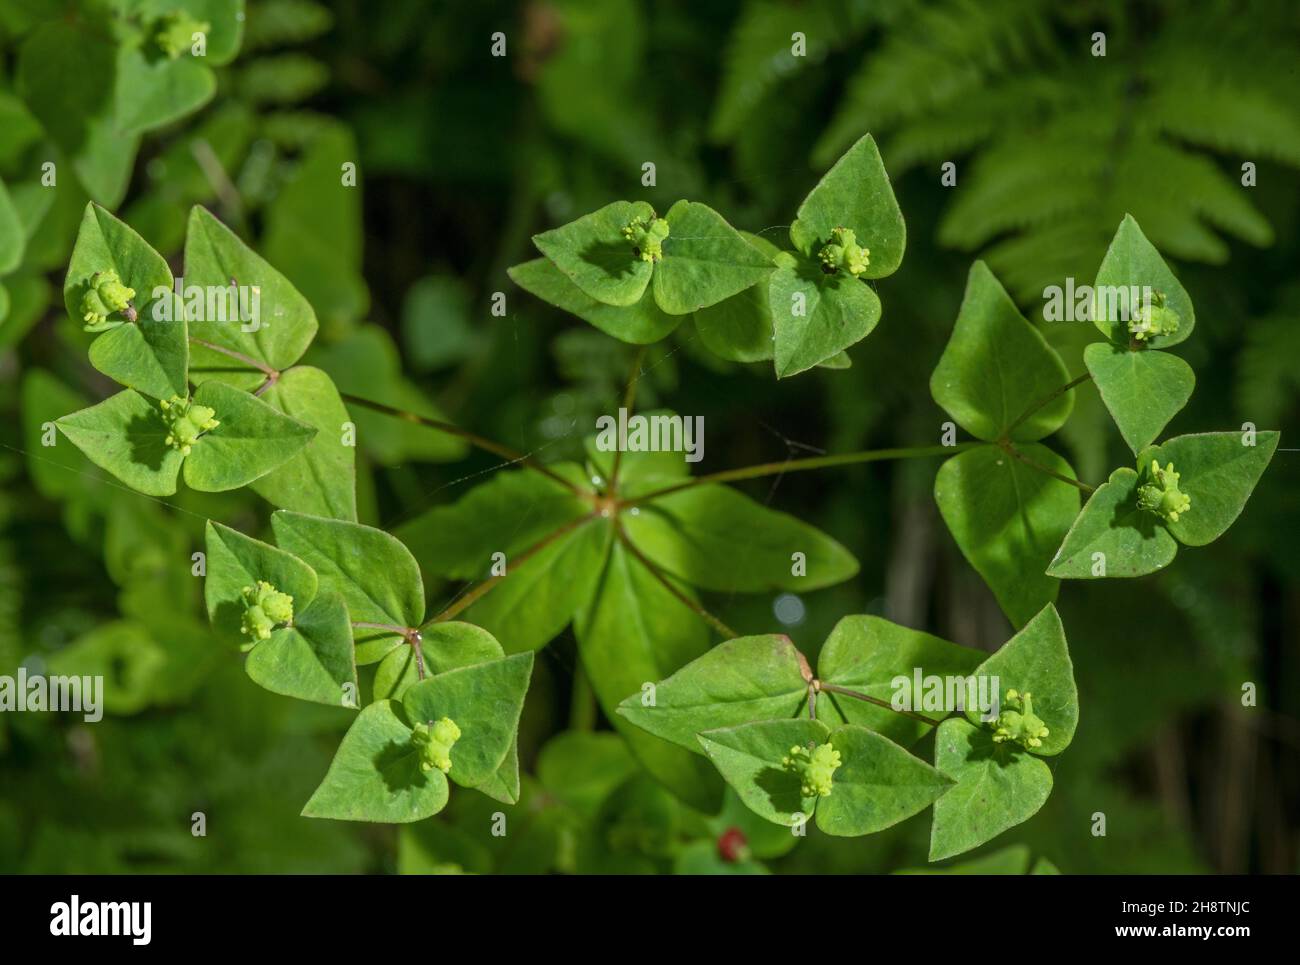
left=339, top=392, right=584, bottom=496
left=622, top=441, right=982, bottom=505
left=188, top=336, right=275, bottom=376
left=817, top=682, right=940, bottom=726
left=1002, top=441, right=1095, bottom=494
left=1003, top=372, right=1091, bottom=439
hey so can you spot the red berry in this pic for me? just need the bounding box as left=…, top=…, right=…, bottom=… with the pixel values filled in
left=717, top=826, right=748, bottom=863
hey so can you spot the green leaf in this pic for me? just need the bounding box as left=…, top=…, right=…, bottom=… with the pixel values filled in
left=692, top=231, right=780, bottom=362
left=46, top=621, right=166, bottom=715
left=22, top=369, right=102, bottom=503
left=402, top=653, right=534, bottom=789
left=673, top=840, right=769, bottom=875
left=623, top=484, right=858, bottom=592
left=930, top=261, right=1073, bottom=442
left=308, top=325, right=468, bottom=463
left=0, top=178, right=23, bottom=274
left=896, top=844, right=1032, bottom=875
left=815, top=615, right=985, bottom=745
left=697, top=718, right=829, bottom=826
left=576, top=540, right=722, bottom=812
left=1138, top=431, right=1280, bottom=546
left=301, top=701, right=448, bottom=823
left=815, top=724, right=953, bottom=837
left=114, top=40, right=215, bottom=137
left=65, top=203, right=187, bottom=400
left=1092, top=214, right=1195, bottom=349
left=1046, top=468, right=1178, bottom=579
left=398, top=467, right=592, bottom=581
left=262, top=124, right=368, bottom=329
left=55, top=390, right=185, bottom=496
left=652, top=201, right=772, bottom=315
left=532, top=200, right=655, bottom=307
left=249, top=366, right=357, bottom=520
left=184, top=205, right=319, bottom=373
left=934, top=444, right=1079, bottom=628
left=203, top=520, right=318, bottom=646
left=473, top=738, right=522, bottom=806
left=245, top=590, right=359, bottom=708
left=373, top=621, right=505, bottom=702
left=463, top=518, right=611, bottom=653
left=537, top=732, right=639, bottom=817
left=143, top=0, right=246, bottom=66
left=616, top=634, right=809, bottom=752
left=1084, top=342, right=1195, bottom=454
left=509, top=257, right=681, bottom=345
left=182, top=380, right=316, bottom=491
left=769, top=259, right=881, bottom=378
left=788, top=134, right=906, bottom=278
left=271, top=510, right=425, bottom=629
left=928, top=718, right=1052, bottom=861
left=965, top=604, right=1078, bottom=756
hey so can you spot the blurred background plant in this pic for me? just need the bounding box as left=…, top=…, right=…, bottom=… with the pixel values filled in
left=0, top=0, right=1296, bottom=873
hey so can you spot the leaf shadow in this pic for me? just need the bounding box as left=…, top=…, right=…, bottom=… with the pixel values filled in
left=125, top=411, right=174, bottom=471
left=754, top=765, right=808, bottom=816
left=578, top=239, right=641, bottom=282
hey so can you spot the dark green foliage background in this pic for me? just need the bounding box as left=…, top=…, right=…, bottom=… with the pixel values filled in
left=1, top=0, right=1297, bottom=873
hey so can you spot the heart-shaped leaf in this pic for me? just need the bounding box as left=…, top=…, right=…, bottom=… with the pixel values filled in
left=508, top=256, right=681, bottom=344
left=531, top=200, right=655, bottom=307
left=1085, top=342, right=1194, bottom=454
left=929, top=717, right=1053, bottom=861
left=245, top=590, right=358, bottom=708
left=1047, top=468, right=1178, bottom=578
left=814, top=724, right=953, bottom=837
left=931, top=261, right=1073, bottom=442
left=185, top=205, right=319, bottom=374
left=65, top=203, right=187, bottom=400
left=1138, top=430, right=1279, bottom=546
left=653, top=201, right=772, bottom=315
left=788, top=133, right=905, bottom=278
left=249, top=365, right=357, bottom=520
left=815, top=615, right=985, bottom=745
left=616, top=634, right=809, bottom=752
left=203, top=519, right=318, bottom=646
left=692, top=231, right=781, bottom=362
left=182, top=380, right=316, bottom=491
left=301, top=700, right=448, bottom=822
left=965, top=604, right=1078, bottom=756
left=402, top=652, right=534, bottom=789
left=1092, top=214, right=1195, bottom=349
left=56, top=389, right=185, bottom=496
left=934, top=443, right=1079, bottom=628
left=697, top=718, right=830, bottom=826
left=272, top=510, right=426, bottom=630
left=769, top=259, right=881, bottom=378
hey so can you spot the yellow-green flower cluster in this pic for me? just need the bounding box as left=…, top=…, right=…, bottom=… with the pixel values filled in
left=991, top=689, right=1050, bottom=750
left=782, top=741, right=842, bottom=797
left=240, top=581, right=294, bottom=642
left=412, top=718, right=462, bottom=774
left=80, top=270, right=135, bottom=327
left=622, top=215, right=670, bottom=263
left=1137, top=460, right=1191, bottom=523
left=818, top=227, right=869, bottom=277
left=160, top=396, right=220, bottom=455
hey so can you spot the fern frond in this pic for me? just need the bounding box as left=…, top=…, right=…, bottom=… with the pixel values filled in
left=814, top=0, right=1057, bottom=165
